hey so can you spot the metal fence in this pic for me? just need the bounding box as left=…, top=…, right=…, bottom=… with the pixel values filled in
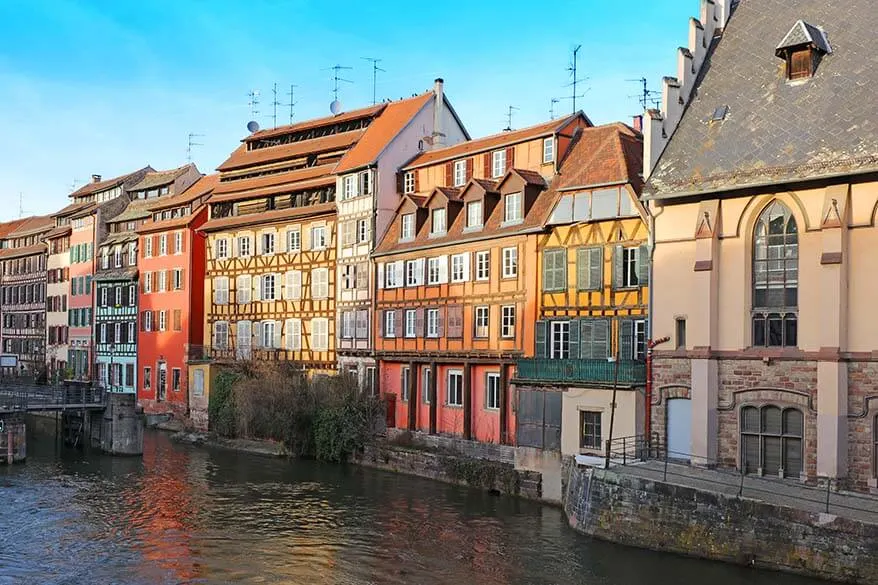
left=0, top=384, right=104, bottom=412
left=515, top=358, right=646, bottom=385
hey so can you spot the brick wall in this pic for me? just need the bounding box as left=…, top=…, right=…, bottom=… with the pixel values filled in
left=651, top=357, right=691, bottom=450
left=847, top=362, right=878, bottom=491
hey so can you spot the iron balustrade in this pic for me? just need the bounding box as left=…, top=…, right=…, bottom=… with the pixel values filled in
left=515, top=358, right=646, bottom=385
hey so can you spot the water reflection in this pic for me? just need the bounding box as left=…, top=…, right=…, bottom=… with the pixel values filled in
left=0, top=429, right=829, bottom=585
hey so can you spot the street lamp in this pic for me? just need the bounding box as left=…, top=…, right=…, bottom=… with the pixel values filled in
left=109, top=343, right=116, bottom=393
left=604, top=351, right=620, bottom=470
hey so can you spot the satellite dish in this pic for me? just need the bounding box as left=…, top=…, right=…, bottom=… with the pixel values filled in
left=246, top=120, right=260, bottom=133
left=330, top=100, right=342, bottom=115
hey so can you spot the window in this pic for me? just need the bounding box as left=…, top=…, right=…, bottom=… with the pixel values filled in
left=128, top=321, right=135, bottom=341
left=159, top=235, right=167, bottom=256
left=741, top=405, right=803, bottom=478
left=172, top=269, right=183, bottom=290
left=144, top=237, right=153, bottom=258
left=310, top=225, right=326, bottom=250
left=170, top=232, right=181, bottom=255
left=491, top=150, right=506, bottom=178
left=262, top=273, right=277, bottom=300
left=405, top=259, right=423, bottom=287
left=285, top=270, right=302, bottom=300
left=580, top=411, right=602, bottom=450
left=192, top=369, right=204, bottom=397
left=453, top=160, right=467, bottom=186
left=213, top=277, right=229, bottom=305
left=752, top=202, right=798, bottom=348
left=341, top=311, right=355, bottom=339
left=158, top=310, right=167, bottom=331
left=550, top=321, right=570, bottom=359
left=451, top=253, right=468, bottom=282
left=143, top=310, right=154, bottom=332
left=466, top=201, right=483, bottom=229
left=405, top=310, right=417, bottom=338
left=474, top=306, right=489, bottom=338
left=99, top=323, right=107, bottom=343
left=431, top=208, right=446, bottom=235
left=676, top=318, right=687, bottom=350
left=342, top=221, right=356, bottom=247
left=504, top=192, right=522, bottom=224
left=311, top=268, right=329, bottom=299
left=384, top=310, right=396, bottom=338
left=357, top=219, right=369, bottom=243
left=476, top=251, right=490, bottom=281
left=158, top=270, right=167, bottom=292
left=543, top=137, right=555, bottom=163
left=427, top=257, right=442, bottom=285
left=100, top=288, right=108, bottom=307
left=143, top=367, right=152, bottom=390
left=422, top=367, right=431, bottom=404
left=342, top=175, right=357, bottom=200
left=114, top=286, right=122, bottom=306
left=261, top=320, right=276, bottom=348
left=286, top=230, right=300, bottom=253
left=788, top=48, right=812, bottom=80
left=543, top=249, right=567, bottom=291
left=359, top=171, right=371, bottom=196
left=447, top=371, right=463, bottom=406
left=385, top=261, right=402, bottom=288
left=284, top=318, right=302, bottom=351
left=502, top=247, right=518, bottom=278
left=128, top=244, right=137, bottom=266
left=403, top=171, right=415, bottom=194
left=622, top=247, right=640, bottom=288
left=236, top=275, right=251, bottom=304
left=501, top=305, right=515, bottom=339
left=401, top=214, right=415, bottom=240
left=261, top=232, right=275, bottom=255
left=238, top=236, right=251, bottom=257
left=633, top=319, right=647, bottom=360
left=486, top=373, right=500, bottom=410
left=401, top=367, right=410, bottom=401
left=311, top=318, right=328, bottom=351
left=577, top=247, right=603, bottom=291
left=426, top=308, right=439, bottom=338
left=101, top=251, right=109, bottom=269
left=215, top=238, right=228, bottom=259
left=143, top=272, right=153, bottom=294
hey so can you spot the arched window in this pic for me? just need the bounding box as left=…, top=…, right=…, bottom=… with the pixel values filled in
left=752, top=201, right=798, bottom=347
left=741, top=405, right=803, bottom=478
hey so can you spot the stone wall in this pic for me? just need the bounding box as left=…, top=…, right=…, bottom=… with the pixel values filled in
left=0, top=416, right=27, bottom=463
left=385, top=428, right=515, bottom=464
left=354, top=443, right=541, bottom=500
left=651, top=356, right=691, bottom=451
left=847, top=361, right=878, bottom=491
left=564, top=464, right=878, bottom=584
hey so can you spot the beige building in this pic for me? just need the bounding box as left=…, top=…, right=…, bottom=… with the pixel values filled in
left=645, top=0, right=878, bottom=492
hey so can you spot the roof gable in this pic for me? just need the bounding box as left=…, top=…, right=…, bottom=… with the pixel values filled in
left=776, top=19, right=831, bottom=55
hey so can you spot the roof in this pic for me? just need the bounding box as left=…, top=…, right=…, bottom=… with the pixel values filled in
left=94, top=268, right=137, bottom=282
left=69, top=166, right=151, bottom=199
left=646, top=0, right=878, bottom=200
left=51, top=200, right=92, bottom=218
left=334, top=92, right=433, bottom=173
left=148, top=173, right=218, bottom=211
left=776, top=19, right=832, bottom=55
left=68, top=202, right=98, bottom=220
left=554, top=124, right=643, bottom=193
left=0, top=218, right=27, bottom=238
left=127, top=164, right=196, bottom=192
left=0, top=243, right=45, bottom=260
left=110, top=199, right=155, bottom=224
left=404, top=113, right=589, bottom=170
left=217, top=130, right=367, bottom=172
left=199, top=202, right=335, bottom=233
left=3, top=215, right=54, bottom=240
left=209, top=175, right=336, bottom=204
left=44, top=225, right=72, bottom=239
left=137, top=204, right=207, bottom=234
left=246, top=103, right=385, bottom=142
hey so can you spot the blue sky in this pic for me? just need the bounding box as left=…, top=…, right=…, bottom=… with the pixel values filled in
left=0, top=0, right=693, bottom=221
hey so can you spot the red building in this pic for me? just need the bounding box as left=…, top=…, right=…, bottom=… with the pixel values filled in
left=136, top=174, right=215, bottom=416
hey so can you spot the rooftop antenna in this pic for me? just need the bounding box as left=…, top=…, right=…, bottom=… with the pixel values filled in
left=626, top=77, right=661, bottom=110
left=187, top=133, right=204, bottom=162
left=269, top=83, right=282, bottom=128
left=503, top=105, right=519, bottom=131
left=19, top=192, right=25, bottom=218
left=549, top=98, right=560, bottom=120
left=286, top=84, right=299, bottom=124
left=69, top=178, right=83, bottom=193
left=325, top=64, right=353, bottom=114
left=566, top=44, right=589, bottom=114
left=247, top=89, right=260, bottom=117
left=360, top=57, right=386, bottom=105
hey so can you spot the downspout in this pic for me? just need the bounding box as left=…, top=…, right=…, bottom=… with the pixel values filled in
left=644, top=199, right=668, bottom=446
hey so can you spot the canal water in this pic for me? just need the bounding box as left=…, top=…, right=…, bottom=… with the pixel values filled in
left=0, top=429, right=828, bottom=585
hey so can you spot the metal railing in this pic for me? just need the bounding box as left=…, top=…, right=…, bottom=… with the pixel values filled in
left=515, top=358, right=646, bottom=385
left=0, top=384, right=105, bottom=412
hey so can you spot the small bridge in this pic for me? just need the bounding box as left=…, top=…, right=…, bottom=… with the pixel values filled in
left=0, top=383, right=105, bottom=415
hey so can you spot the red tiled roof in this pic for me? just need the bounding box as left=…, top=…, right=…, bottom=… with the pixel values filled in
left=0, top=243, right=45, bottom=259
left=137, top=204, right=207, bottom=234
left=335, top=93, right=433, bottom=173
left=213, top=164, right=335, bottom=196
left=216, top=130, right=367, bottom=172
left=5, top=215, right=54, bottom=238
left=148, top=173, right=218, bottom=211
left=246, top=104, right=385, bottom=143
left=69, top=166, right=152, bottom=199
left=209, top=176, right=336, bottom=204
left=554, top=123, right=643, bottom=191
left=128, top=164, right=196, bottom=191
left=44, top=225, right=72, bottom=239
left=51, top=200, right=92, bottom=218
left=0, top=218, right=30, bottom=239
left=404, top=113, right=588, bottom=170
left=199, top=202, right=335, bottom=233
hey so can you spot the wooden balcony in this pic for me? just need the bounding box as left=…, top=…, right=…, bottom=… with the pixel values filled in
left=514, top=358, right=646, bottom=386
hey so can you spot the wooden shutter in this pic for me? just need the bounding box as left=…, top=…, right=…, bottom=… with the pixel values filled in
left=437, top=307, right=445, bottom=338
left=483, top=153, right=492, bottom=177
left=579, top=319, right=592, bottom=359
left=273, top=321, right=282, bottom=349
left=576, top=248, right=589, bottom=290
left=252, top=275, right=261, bottom=302
left=569, top=318, right=581, bottom=359
left=394, top=309, right=403, bottom=337
left=535, top=321, right=547, bottom=358
left=505, top=147, right=514, bottom=172
left=414, top=170, right=420, bottom=192
left=445, top=163, right=453, bottom=187
left=253, top=321, right=263, bottom=348
left=448, top=305, right=463, bottom=338
left=140, top=311, right=146, bottom=331
left=415, top=308, right=425, bottom=337
left=437, top=255, right=448, bottom=284
left=612, top=245, right=624, bottom=289
left=589, top=247, right=603, bottom=290
left=180, top=268, right=186, bottom=291
left=378, top=310, right=385, bottom=338
left=637, top=243, right=649, bottom=285
left=619, top=319, right=633, bottom=360
left=594, top=319, right=609, bottom=358
left=465, top=158, right=474, bottom=181
left=377, top=263, right=385, bottom=290
left=396, top=172, right=404, bottom=194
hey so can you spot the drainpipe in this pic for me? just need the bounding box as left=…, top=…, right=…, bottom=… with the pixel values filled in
left=644, top=198, right=668, bottom=448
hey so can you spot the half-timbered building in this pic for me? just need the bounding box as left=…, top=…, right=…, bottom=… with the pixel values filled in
left=513, top=123, right=647, bottom=459
left=373, top=113, right=591, bottom=444
left=334, top=80, right=468, bottom=391
left=0, top=215, right=53, bottom=378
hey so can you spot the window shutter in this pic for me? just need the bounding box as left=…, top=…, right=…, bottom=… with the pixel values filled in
left=437, top=307, right=445, bottom=338
left=377, top=263, right=385, bottom=289
left=483, top=153, right=491, bottom=177
left=589, top=247, right=603, bottom=290
left=437, top=255, right=448, bottom=283
left=181, top=232, right=186, bottom=253
left=595, top=319, right=610, bottom=358
left=505, top=147, right=514, bottom=172
left=394, top=309, right=403, bottom=337
left=569, top=318, right=581, bottom=359
left=152, top=272, right=158, bottom=293
left=140, top=312, right=146, bottom=331
left=445, top=162, right=453, bottom=187
left=253, top=275, right=261, bottom=302
left=273, top=321, right=282, bottom=348
left=292, top=270, right=302, bottom=300
left=274, top=273, right=281, bottom=300
left=283, top=271, right=292, bottom=300
left=415, top=258, right=425, bottom=285
left=448, top=305, right=463, bottom=338
left=253, top=321, right=263, bottom=348
left=466, top=158, right=474, bottom=181
left=414, top=171, right=420, bottom=192
left=612, top=245, right=624, bottom=289
left=638, top=243, right=649, bottom=285
left=619, top=319, right=633, bottom=360
left=180, top=268, right=186, bottom=290
left=395, top=261, right=404, bottom=286
left=576, top=248, right=589, bottom=290
left=378, top=310, right=385, bottom=338
left=542, top=254, right=551, bottom=290
left=415, top=308, right=425, bottom=336
left=535, top=321, right=547, bottom=358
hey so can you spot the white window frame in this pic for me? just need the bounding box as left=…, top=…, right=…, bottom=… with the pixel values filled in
left=173, top=268, right=183, bottom=290
left=261, top=232, right=275, bottom=255
left=404, top=309, right=416, bottom=338
left=144, top=310, right=154, bottom=332
left=215, top=238, right=228, bottom=259
left=158, top=270, right=167, bottom=292
left=342, top=175, right=357, bottom=200
left=504, top=192, right=522, bottom=224
left=476, top=251, right=490, bottom=281
left=401, top=367, right=410, bottom=401
left=261, top=320, right=276, bottom=348
left=401, top=214, right=415, bottom=240
left=158, top=310, right=167, bottom=332
left=633, top=319, right=647, bottom=361
left=543, top=136, right=555, bottom=163
left=144, top=237, right=153, bottom=258
left=403, top=171, right=415, bottom=194
left=486, top=373, right=500, bottom=410
left=466, top=200, right=483, bottom=229
left=453, top=160, right=467, bottom=187
left=262, top=273, right=277, bottom=301
left=431, top=208, right=446, bottom=235
left=622, top=247, right=640, bottom=288
left=359, top=170, right=371, bottom=196
left=286, top=230, right=300, bottom=253
left=341, top=311, right=355, bottom=339
left=238, top=236, right=251, bottom=257
left=427, top=257, right=441, bottom=285
left=384, top=311, right=396, bottom=338
left=357, top=219, right=369, bottom=244
left=426, top=308, right=439, bottom=338
left=451, top=253, right=468, bottom=283
left=491, top=150, right=506, bottom=178
left=311, top=267, right=329, bottom=299
left=502, top=247, right=518, bottom=278
left=144, top=272, right=153, bottom=293
left=174, top=232, right=183, bottom=254
left=501, top=305, right=515, bottom=339
left=550, top=321, right=570, bottom=359
left=113, top=247, right=122, bottom=268
left=474, top=306, right=489, bottom=338
left=310, top=225, right=327, bottom=250
left=128, top=244, right=136, bottom=266
left=159, top=235, right=167, bottom=256
left=447, top=370, right=464, bottom=407
left=128, top=284, right=135, bottom=305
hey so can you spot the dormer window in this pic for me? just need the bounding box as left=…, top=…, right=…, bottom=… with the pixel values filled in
left=775, top=20, right=831, bottom=81
left=466, top=201, right=483, bottom=229
left=403, top=171, right=415, bottom=194
left=342, top=175, right=357, bottom=200
left=543, top=137, right=555, bottom=163
left=401, top=213, right=415, bottom=240
left=491, top=150, right=506, bottom=178
left=453, top=160, right=467, bottom=187
left=431, top=208, right=446, bottom=235
left=504, top=192, right=522, bottom=224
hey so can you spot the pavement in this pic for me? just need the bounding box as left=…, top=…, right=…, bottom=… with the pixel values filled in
left=609, top=459, right=878, bottom=525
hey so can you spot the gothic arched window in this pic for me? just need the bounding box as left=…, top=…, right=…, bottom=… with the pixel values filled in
left=752, top=201, right=798, bottom=347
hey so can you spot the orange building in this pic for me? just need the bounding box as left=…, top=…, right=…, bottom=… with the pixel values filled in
left=137, top=173, right=214, bottom=416
left=373, top=113, right=590, bottom=444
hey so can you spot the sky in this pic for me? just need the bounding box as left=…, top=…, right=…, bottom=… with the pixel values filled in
left=0, top=0, right=694, bottom=221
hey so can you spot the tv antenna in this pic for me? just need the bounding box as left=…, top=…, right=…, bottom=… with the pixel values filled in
left=247, top=89, right=260, bottom=117
left=19, top=192, right=25, bottom=218
left=565, top=45, right=589, bottom=113
left=187, top=133, right=204, bottom=162
left=69, top=178, right=83, bottom=193
left=286, top=84, right=299, bottom=124
left=549, top=98, right=560, bottom=120
left=626, top=77, right=661, bottom=110
left=503, top=105, right=519, bottom=131
left=269, top=83, right=283, bottom=128
left=361, top=57, right=385, bottom=105
left=326, top=64, right=353, bottom=106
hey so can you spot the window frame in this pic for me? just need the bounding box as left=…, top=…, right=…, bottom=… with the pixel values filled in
left=580, top=410, right=602, bottom=450
left=426, top=308, right=440, bottom=338
left=474, top=305, right=489, bottom=338
left=404, top=309, right=417, bottom=338
left=502, top=247, right=518, bottom=278
left=400, top=214, right=415, bottom=240
left=384, top=310, right=396, bottom=338
left=501, top=305, right=515, bottom=339
left=491, top=150, right=506, bottom=178
left=476, top=251, right=490, bottom=281
left=453, top=160, right=467, bottom=186
left=543, top=136, right=555, bottom=163
left=466, top=200, right=483, bottom=229
left=504, top=192, right=522, bottom=224
left=403, top=171, right=415, bottom=194
left=431, top=208, right=446, bottom=235
left=447, top=370, right=464, bottom=407
left=485, top=373, right=500, bottom=410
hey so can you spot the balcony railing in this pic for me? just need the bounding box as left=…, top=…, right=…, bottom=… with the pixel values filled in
left=515, top=358, right=646, bottom=385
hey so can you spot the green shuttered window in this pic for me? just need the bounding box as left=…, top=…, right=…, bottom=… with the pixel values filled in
left=543, top=249, right=567, bottom=291
left=577, top=247, right=603, bottom=290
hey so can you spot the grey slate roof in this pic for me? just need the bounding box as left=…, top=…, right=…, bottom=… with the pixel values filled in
left=776, top=20, right=831, bottom=55
left=646, top=0, right=878, bottom=200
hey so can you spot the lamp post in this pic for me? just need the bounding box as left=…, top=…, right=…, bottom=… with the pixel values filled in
left=604, top=348, right=620, bottom=470
left=109, top=343, right=116, bottom=393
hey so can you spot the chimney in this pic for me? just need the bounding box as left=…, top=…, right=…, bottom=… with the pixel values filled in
left=632, top=115, right=643, bottom=133
left=431, top=78, right=446, bottom=148
left=92, top=174, right=102, bottom=183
